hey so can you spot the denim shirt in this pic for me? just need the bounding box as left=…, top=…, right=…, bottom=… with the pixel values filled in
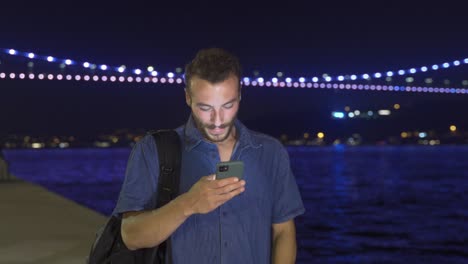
left=113, top=116, right=305, bottom=264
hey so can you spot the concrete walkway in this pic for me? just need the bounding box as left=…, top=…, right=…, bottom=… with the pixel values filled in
left=0, top=179, right=107, bottom=264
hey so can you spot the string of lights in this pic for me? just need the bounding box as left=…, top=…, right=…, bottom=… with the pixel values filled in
left=1, top=48, right=467, bottom=84
left=1, top=71, right=466, bottom=94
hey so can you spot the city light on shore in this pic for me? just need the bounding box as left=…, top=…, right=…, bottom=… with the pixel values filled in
left=31, top=143, right=45, bottom=149
left=332, top=112, right=345, bottom=119
left=378, top=110, right=391, bottom=116
left=450, top=125, right=457, bottom=132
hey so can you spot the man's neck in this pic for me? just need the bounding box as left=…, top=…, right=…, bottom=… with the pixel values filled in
left=216, top=127, right=238, bottom=161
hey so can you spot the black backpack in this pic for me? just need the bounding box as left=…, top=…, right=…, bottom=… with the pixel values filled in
left=87, top=130, right=181, bottom=264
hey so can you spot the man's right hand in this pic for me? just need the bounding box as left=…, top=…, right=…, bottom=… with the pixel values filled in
left=121, top=175, right=245, bottom=250
left=181, top=174, right=246, bottom=215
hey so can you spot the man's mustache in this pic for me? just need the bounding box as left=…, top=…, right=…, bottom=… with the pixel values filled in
left=205, top=123, right=229, bottom=129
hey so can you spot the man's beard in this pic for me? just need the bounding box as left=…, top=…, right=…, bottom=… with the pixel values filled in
left=192, top=114, right=237, bottom=143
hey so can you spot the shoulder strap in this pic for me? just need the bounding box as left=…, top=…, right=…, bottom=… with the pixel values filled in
left=151, top=129, right=181, bottom=206
left=150, top=129, right=181, bottom=264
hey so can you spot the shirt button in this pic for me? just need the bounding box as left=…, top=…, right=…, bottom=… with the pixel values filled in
left=222, top=211, right=227, bottom=217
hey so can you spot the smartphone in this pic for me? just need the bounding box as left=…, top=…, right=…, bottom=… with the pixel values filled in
left=216, top=161, right=244, bottom=180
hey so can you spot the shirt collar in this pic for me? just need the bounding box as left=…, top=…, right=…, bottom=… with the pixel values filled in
left=183, top=114, right=261, bottom=152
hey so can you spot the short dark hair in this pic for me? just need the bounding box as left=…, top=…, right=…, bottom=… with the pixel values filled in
left=184, top=48, right=242, bottom=93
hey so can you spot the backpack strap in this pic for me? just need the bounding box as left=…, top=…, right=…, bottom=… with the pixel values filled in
left=151, top=129, right=181, bottom=206
left=150, top=129, right=181, bottom=264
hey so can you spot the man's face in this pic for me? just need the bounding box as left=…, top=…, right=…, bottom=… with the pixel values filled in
left=186, top=74, right=240, bottom=143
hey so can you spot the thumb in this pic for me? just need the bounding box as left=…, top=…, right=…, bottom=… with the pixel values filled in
left=206, top=174, right=216, bottom=181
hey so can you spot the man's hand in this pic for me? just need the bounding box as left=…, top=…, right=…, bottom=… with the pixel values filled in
left=121, top=175, right=245, bottom=249
left=182, top=175, right=245, bottom=215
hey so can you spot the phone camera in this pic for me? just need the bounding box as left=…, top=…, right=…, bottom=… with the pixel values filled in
left=219, top=165, right=229, bottom=172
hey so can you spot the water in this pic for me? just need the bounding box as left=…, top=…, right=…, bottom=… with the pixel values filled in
left=289, top=146, right=468, bottom=263
left=4, top=146, right=468, bottom=263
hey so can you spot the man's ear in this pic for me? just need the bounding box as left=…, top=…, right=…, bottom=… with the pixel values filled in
left=185, top=88, right=191, bottom=107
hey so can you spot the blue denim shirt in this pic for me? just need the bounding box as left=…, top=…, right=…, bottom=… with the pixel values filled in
left=113, top=116, right=305, bottom=264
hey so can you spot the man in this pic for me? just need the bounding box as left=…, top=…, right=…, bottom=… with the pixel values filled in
left=0, top=149, right=9, bottom=181
left=113, top=48, right=304, bottom=263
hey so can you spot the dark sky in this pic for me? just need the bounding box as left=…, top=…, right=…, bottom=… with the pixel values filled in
left=1, top=0, right=467, bottom=138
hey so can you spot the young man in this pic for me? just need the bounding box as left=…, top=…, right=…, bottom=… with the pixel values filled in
left=0, top=149, right=9, bottom=181
left=113, top=48, right=305, bottom=263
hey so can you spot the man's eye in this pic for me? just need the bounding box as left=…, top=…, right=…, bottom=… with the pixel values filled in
left=199, top=106, right=211, bottom=111
left=224, top=103, right=233, bottom=109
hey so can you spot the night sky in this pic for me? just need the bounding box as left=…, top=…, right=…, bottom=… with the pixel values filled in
left=1, top=1, right=467, bottom=139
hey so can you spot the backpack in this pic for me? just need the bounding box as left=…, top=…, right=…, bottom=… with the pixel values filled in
left=87, top=130, right=181, bottom=264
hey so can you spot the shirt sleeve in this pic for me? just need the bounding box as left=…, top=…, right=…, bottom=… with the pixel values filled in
left=272, top=145, right=305, bottom=224
left=112, top=135, right=160, bottom=216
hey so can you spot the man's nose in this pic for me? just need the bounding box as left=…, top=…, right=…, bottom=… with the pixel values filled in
left=211, top=109, right=224, bottom=126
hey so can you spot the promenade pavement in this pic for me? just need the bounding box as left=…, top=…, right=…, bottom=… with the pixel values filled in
left=0, top=178, right=107, bottom=264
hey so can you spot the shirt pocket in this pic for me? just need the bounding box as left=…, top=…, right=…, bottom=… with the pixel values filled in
left=227, top=186, right=270, bottom=218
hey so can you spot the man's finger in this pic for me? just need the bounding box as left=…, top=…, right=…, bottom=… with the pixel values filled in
left=209, top=177, right=239, bottom=188
left=214, top=181, right=245, bottom=195
left=204, top=174, right=216, bottom=181
left=217, top=186, right=245, bottom=203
